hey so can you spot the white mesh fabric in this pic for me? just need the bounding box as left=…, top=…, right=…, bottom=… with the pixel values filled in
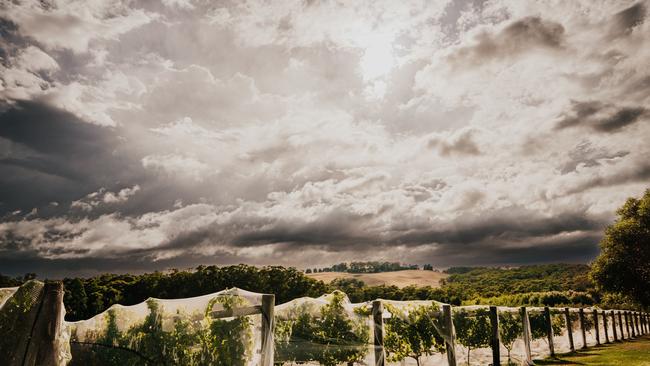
left=66, top=287, right=267, bottom=366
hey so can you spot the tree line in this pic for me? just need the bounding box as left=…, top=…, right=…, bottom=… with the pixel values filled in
left=304, top=261, right=428, bottom=274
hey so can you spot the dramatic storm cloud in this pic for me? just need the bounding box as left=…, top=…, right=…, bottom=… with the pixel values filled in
left=1, top=0, right=649, bottom=277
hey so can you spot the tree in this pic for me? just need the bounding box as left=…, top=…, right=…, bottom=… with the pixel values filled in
left=498, top=311, right=522, bottom=363
left=453, top=309, right=491, bottom=365
left=383, top=303, right=445, bottom=366
left=423, top=264, right=434, bottom=271
left=590, top=189, right=650, bottom=307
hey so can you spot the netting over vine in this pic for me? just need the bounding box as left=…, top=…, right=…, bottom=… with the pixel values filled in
left=66, top=287, right=272, bottom=366
left=1, top=282, right=647, bottom=366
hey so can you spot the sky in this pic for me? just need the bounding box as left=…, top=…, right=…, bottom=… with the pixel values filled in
left=0, top=0, right=649, bottom=277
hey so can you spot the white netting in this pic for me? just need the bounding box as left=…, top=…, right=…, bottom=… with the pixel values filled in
left=0, top=281, right=45, bottom=364
left=0, top=286, right=19, bottom=310
left=66, top=287, right=270, bottom=366
left=274, top=291, right=375, bottom=365
left=274, top=293, right=453, bottom=366
left=2, top=283, right=646, bottom=366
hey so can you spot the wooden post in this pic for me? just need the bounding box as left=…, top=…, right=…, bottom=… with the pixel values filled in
left=618, top=311, right=625, bottom=340
left=260, top=294, right=275, bottom=366
left=602, top=308, right=609, bottom=343
left=611, top=311, right=618, bottom=342
left=564, top=308, right=575, bottom=352
left=626, top=311, right=633, bottom=338
left=372, top=300, right=385, bottom=366
left=442, top=304, right=457, bottom=366
left=22, top=282, right=64, bottom=366
left=544, top=307, right=555, bottom=356
left=579, top=308, right=587, bottom=349
left=521, top=307, right=533, bottom=365
left=593, top=310, right=600, bottom=345
left=635, top=312, right=641, bottom=335
left=489, top=306, right=500, bottom=366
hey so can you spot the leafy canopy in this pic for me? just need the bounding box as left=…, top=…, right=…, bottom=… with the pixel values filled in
left=590, top=189, right=650, bottom=307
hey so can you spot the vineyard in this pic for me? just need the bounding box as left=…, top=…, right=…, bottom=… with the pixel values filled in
left=0, top=280, right=648, bottom=366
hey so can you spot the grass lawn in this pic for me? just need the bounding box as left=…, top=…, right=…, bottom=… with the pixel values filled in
left=534, top=335, right=650, bottom=365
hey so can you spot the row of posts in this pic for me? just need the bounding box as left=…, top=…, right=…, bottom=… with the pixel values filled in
left=370, top=301, right=649, bottom=366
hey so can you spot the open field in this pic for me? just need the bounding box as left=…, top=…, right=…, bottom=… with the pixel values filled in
left=535, top=335, right=650, bottom=366
left=307, top=269, right=448, bottom=288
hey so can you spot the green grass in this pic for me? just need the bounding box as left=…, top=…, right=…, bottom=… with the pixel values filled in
left=535, top=335, right=650, bottom=366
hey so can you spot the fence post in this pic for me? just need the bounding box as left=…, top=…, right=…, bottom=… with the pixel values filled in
left=611, top=311, right=618, bottom=342
left=442, top=304, right=457, bottom=366
left=618, top=311, right=625, bottom=339
left=579, top=308, right=587, bottom=349
left=22, top=281, right=64, bottom=366
left=602, top=308, right=609, bottom=343
left=260, top=294, right=275, bottom=366
left=520, top=307, right=533, bottom=365
left=593, top=310, right=600, bottom=345
left=544, top=307, right=555, bottom=356
left=624, top=312, right=629, bottom=338
left=372, top=300, right=385, bottom=366
left=626, top=311, right=633, bottom=338
left=564, top=308, right=574, bottom=352
left=636, top=312, right=641, bottom=335
left=489, top=306, right=500, bottom=366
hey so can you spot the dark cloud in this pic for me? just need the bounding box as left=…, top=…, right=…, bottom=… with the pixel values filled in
left=555, top=100, right=647, bottom=132
left=390, top=207, right=607, bottom=246
left=564, top=161, right=650, bottom=195
left=422, top=231, right=601, bottom=267
left=0, top=100, right=143, bottom=216
left=609, top=2, right=646, bottom=39
left=559, top=141, right=629, bottom=174
left=450, top=16, right=565, bottom=65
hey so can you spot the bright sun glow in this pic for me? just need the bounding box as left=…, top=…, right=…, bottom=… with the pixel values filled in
left=359, top=40, right=395, bottom=81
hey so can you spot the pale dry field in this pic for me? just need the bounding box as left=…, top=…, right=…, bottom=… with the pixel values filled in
left=307, top=270, right=448, bottom=288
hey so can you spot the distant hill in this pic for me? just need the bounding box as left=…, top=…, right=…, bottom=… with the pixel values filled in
left=307, top=269, right=448, bottom=288
left=442, top=263, right=593, bottom=298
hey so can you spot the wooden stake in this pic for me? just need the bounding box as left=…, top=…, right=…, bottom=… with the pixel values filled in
left=260, top=294, right=275, bottom=366
left=564, top=308, right=574, bottom=352
left=22, top=282, right=64, bottom=366
left=544, top=307, right=555, bottom=356
left=602, top=308, right=609, bottom=343
left=442, top=304, right=457, bottom=366
left=593, top=310, right=600, bottom=345
left=611, top=311, right=618, bottom=342
left=489, top=306, right=500, bottom=366
left=372, top=300, right=385, bottom=366
left=579, top=309, right=587, bottom=349
left=521, top=307, right=533, bottom=365
left=618, top=311, right=625, bottom=340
